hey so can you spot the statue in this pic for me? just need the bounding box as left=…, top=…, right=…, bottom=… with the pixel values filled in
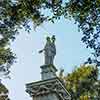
left=39, top=35, right=56, bottom=65
left=50, top=35, right=56, bottom=64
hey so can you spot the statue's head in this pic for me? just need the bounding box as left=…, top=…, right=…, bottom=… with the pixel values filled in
left=46, top=36, right=50, bottom=42
left=52, top=35, right=56, bottom=42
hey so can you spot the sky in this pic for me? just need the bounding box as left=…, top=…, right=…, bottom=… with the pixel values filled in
left=2, top=18, right=91, bottom=100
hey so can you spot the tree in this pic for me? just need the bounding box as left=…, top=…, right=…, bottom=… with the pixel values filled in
left=63, top=64, right=99, bottom=99
left=0, top=81, right=9, bottom=100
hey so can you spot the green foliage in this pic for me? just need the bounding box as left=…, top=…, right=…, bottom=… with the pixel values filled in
left=0, top=47, right=15, bottom=76
left=0, top=82, right=8, bottom=94
left=64, top=64, right=99, bottom=99
left=0, top=82, right=9, bottom=100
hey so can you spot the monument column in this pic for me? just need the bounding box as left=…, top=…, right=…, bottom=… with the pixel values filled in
left=26, top=36, right=71, bottom=100
left=40, top=64, right=57, bottom=80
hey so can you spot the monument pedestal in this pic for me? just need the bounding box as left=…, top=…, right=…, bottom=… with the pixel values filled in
left=26, top=77, right=71, bottom=100
left=25, top=36, right=71, bottom=100
left=40, top=64, right=57, bottom=80
left=26, top=65, right=71, bottom=100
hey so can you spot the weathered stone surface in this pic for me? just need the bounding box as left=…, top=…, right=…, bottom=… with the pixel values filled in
left=26, top=77, right=71, bottom=100
left=41, top=65, right=57, bottom=80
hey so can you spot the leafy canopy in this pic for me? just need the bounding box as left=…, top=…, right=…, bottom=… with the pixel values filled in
left=64, top=64, right=99, bottom=99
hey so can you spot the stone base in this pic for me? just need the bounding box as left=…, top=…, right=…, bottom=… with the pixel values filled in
left=40, top=64, right=58, bottom=80
left=26, top=77, right=71, bottom=100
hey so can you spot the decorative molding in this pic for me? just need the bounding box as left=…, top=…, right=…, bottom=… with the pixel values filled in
left=26, top=78, right=71, bottom=100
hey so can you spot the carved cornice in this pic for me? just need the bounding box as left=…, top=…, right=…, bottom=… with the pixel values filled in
left=26, top=77, right=71, bottom=100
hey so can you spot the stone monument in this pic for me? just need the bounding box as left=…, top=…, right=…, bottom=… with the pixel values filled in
left=26, top=35, right=71, bottom=100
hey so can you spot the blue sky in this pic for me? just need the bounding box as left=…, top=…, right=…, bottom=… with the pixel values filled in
left=3, top=18, right=90, bottom=100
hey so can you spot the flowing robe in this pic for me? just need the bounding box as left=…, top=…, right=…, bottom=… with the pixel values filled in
left=44, top=42, right=56, bottom=65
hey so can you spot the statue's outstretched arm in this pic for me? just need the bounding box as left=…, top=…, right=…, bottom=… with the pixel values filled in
left=38, top=48, right=45, bottom=53
left=39, top=50, right=43, bottom=53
